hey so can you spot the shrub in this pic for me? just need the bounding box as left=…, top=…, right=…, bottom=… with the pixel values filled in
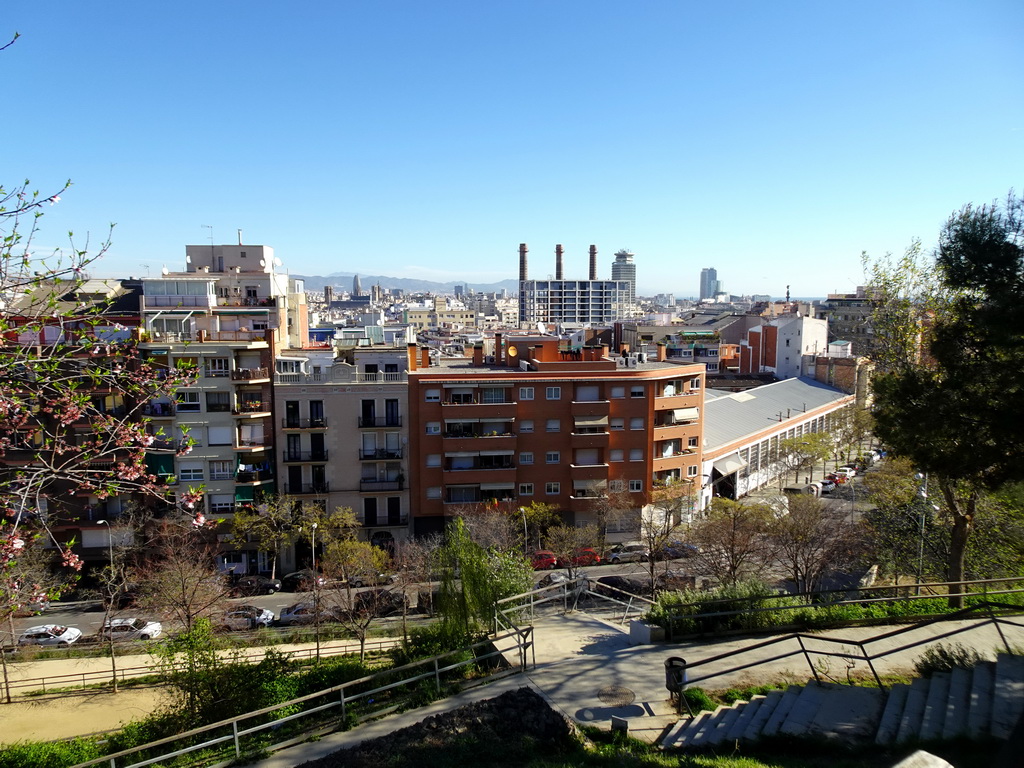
left=681, top=686, right=716, bottom=713
left=0, top=738, right=102, bottom=768
left=914, top=642, right=984, bottom=678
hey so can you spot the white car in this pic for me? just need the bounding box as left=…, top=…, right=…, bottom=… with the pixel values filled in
left=278, top=601, right=338, bottom=626
left=100, top=618, right=163, bottom=641
left=836, top=466, right=857, bottom=478
left=18, top=625, right=83, bottom=647
left=222, top=605, right=275, bottom=631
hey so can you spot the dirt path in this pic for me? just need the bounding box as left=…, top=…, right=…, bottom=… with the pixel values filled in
left=2, top=687, right=172, bottom=744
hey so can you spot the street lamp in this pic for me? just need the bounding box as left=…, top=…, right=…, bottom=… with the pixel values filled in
left=97, top=519, right=114, bottom=573
left=518, top=507, right=529, bottom=555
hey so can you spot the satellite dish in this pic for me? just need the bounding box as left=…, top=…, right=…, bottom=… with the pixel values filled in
left=259, top=259, right=266, bottom=267
left=537, top=322, right=547, bottom=335
left=161, top=266, right=169, bottom=276
left=507, top=346, right=518, bottom=358
left=274, top=257, right=283, bottom=267
left=185, top=255, right=192, bottom=264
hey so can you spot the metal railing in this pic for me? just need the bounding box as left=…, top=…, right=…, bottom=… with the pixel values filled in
left=68, top=628, right=532, bottom=768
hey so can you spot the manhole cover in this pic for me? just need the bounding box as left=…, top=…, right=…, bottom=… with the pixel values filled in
left=598, top=685, right=636, bottom=706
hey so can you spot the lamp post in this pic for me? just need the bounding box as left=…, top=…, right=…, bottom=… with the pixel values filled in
left=310, top=521, right=320, bottom=662
left=518, top=507, right=529, bottom=555
left=97, top=519, right=114, bottom=574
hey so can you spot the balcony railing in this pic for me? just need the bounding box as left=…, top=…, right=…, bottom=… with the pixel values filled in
left=283, top=483, right=330, bottom=495
left=234, top=401, right=270, bottom=414
left=283, top=451, right=329, bottom=462
left=235, top=439, right=268, bottom=449
left=442, top=429, right=514, bottom=439
left=143, top=295, right=212, bottom=308
left=358, top=416, right=402, bottom=428
left=354, top=372, right=406, bottom=383
left=282, top=418, right=328, bottom=429
left=358, top=479, right=403, bottom=492
left=216, top=296, right=276, bottom=307
left=358, top=514, right=409, bottom=527
left=235, top=469, right=274, bottom=483
left=231, top=367, right=270, bottom=381
left=358, top=448, right=403, bottom=460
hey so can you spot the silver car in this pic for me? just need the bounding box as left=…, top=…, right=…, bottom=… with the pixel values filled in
left=222, top=605, right=275, bottom=631
left=100, top=618, right=163, bottom=641
left=18, top=624, right=83, bottom=647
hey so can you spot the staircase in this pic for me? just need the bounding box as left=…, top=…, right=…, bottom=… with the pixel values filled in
left=661, top=654, right=1024, bottom=750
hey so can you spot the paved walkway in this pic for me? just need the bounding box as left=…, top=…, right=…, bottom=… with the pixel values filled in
left=248, top=610, right=1024, bottom=767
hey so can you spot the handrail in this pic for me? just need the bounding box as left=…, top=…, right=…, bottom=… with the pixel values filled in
left=679, top=601, right=1024, bottom=693
left=68, top=628, right=532, bottom=768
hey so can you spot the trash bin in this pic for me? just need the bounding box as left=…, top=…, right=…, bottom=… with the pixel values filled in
left=664, top=657, right=687, bottom=693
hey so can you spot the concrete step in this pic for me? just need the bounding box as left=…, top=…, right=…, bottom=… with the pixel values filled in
left=809, top=684, right=885, bottom=743
left=876, top=684, right=910, bottom=745
left=689, top=706, right=731, bottom=747
left=660, top=710, right=707, bottom=750
left=674, top=710, right=714, bottom=747
left=919, top=672, right=951, bottom=741
left=967, top=661, right=996, bottom=739
left=705, top=703, right=744, bottom=746
left=779, top=682, right=830, bottom=737
left=896, top=677, right=931, bottom=744
left=941, top=667, right=972, bottom=741
left=991, top=654, right=1024, bottom=740
left=726, top=695, right=766, bottom=742
left=744, top=689, right=785, bottom=742
left=762, top=686, right=802, bottom=737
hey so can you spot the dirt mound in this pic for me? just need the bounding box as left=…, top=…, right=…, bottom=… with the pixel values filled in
left=297, top=687, right=584, bottom=768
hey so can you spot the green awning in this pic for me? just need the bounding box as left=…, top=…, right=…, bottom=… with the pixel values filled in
left=146, top=453, right=175, bottom=476
left=234, top=487, right=255, bottom=502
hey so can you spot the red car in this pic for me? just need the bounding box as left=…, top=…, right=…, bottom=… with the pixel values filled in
left=558, top=548, right=601, bottom=567
left=531, top=550, right=558, bottom=570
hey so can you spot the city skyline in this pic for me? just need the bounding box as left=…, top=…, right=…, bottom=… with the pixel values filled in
left=6, top=2, right=1021, bottom=297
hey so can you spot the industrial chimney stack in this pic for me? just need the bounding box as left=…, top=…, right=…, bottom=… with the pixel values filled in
left=519, top=243, right=529, bottom=282
left=555, top=244, right=564, bottom=280
left=589, top=244, right=598, bottom=280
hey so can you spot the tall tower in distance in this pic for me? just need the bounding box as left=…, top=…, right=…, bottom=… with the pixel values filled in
left=699, top=267, right=718, bottom=301
left=611, top=249, right=636, bottom=304
left=352, top=274, right=362, bottom=297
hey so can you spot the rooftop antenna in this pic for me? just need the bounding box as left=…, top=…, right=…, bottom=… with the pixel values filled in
left=237, top=229, right=243, bottom=245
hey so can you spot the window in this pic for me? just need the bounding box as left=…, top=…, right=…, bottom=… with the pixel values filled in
left=610, top=417, right=625, bottom=431
left=425, top=422, right=441, bottom=435
left=609, top=479, right=625, bottom=492
left=610, top=449, right=624, bottom=462
left=545, top=482, right=560, bottom=495
left=425, top=389, right=440, bottom=402
left=575, top=448, right=599, bottom=465
left=519, top=386, right=534, bottom=400
left=519, top=483, right=534, bottom=496
left=629, top=479, right=643, bottom=492
left=630, top=386, right=644, bottom=398
left=205, top=358, right=230, bottom=377
left=208, top=426, right=232, bottom=445
left=610, top=386, right=625, bottom=399
left=575, top=385, right=599, bottom=401
left=545, top=451, right=560, bottom=464
left=427, top=487, right=441, bottom=499
left=629, top=448, right=643, bottom=462
left=520, top=451, right=534, bottom=465
left=785, top=338, right=790, bottom=348
left=629, top=417, right=644, bottom=430
left=707, top=363, right=720, bottom=372
left=178, top=463, right=203, bottom=482
left=690, top=379, right=701, bottom=390
left=688, top=436, right=699, bottom=448
left=209, top=460, right=232, bottom=480
left=426, top=454, right=441, bottom=467
left=176, top=391, right=200, bottom=412
left=545, top=386, right=561, bottom=400
left=481, top=387, right=505, bottom=404
left=206, top=391, right=230, bottom=412
left=520, top=419, right=534, bottom=433
left=687, top=465, right=699, bottom=477
left=707, top=349, right=718, bottom=357
left=545, top=419, right=560, bottom=432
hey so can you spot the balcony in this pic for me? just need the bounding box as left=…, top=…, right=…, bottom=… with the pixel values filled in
left=442, top=434, right=516, bottom=453
left=654, top=390, right=701, bottom=409
left=143, top=295, right=213, bottom=309
left=358, top=416, right=402, bottom=428
left=216, top=296, right=276, bottom=307
left=569, top=463, right=610, bottom=481
left=570, top=430, right=609, bottom=449
left=233, top=401, right=270, bottom=416
left=235, top=439, right=269, bottom=451
left=235, top=468, right=274, bottom=483
left=283, top=450, right=329, bottom=463
left=358, top=448, right=403, bottom=460
left=282, top=418, right=328, bottom=430
left=283, top=483, right=330, bottom=495
left=231, top=367, right=270, bottom=382
left=358, top=479, right=404, bottom=492
left=358, top=513, right=409, bottom=527
left=570, top=400, right=610, bottom=417
left=441, top=401, right=516, bottom=419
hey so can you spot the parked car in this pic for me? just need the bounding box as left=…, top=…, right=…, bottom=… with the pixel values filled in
left=233, top=575, right=282, bottom=596
left=538, top=571, right=572, bottom=588
left=836, top=466, right=858, bottom=478
left=352, top=588, right=407, bottom=617
left=656, top=570, right=696, bottom=591
left=281, top=570, right=326, bottom=592
left=662, top=541, right=700, bottom=560
left=100, top=618, right=163, bottom=641
left=825, top=472, right=848, bottom=484
left=819, top=479, right=837, bottom=494
left=607, top=542, right=648, bottom=564
left=18, top=625, right=83, bottom=647
left=349, top=572, right=397, bottom=588
left=592, top=575, right=647, bottom=598
left=531, top=550, right=558, bottom=570
left=222, top=605, right=275, bottom=631
left=13, top=597, right=49, bottom=617
left=559, top=548, right=601, bottom=567
left=278, top=602, right=338, bottom=626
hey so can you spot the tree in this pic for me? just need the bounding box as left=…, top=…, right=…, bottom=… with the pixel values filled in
left=638, top=480, right=694, bottom=591
left=777, top=433, right=833, bottom=487
left=230, top=494, right=301, bottom=579
left=321, top=536, right=392, bottom=661
left=872, top=191, right=1024, bottom=606
left=1, top=176, right=197, bottom=625
left=687, top=498, right=776, bottom=587
left=519, top=501, right=561, bottom=553
left=770, top=494, right=865, bottom=593
left=544, top=523, right=601, bottom=580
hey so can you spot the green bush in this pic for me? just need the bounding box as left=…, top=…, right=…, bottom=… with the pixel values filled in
left=914, top=642, right=985, bottom=678
left=681, top=686, right=716, bottom=713
left=0, top=738, right=102, bottom=768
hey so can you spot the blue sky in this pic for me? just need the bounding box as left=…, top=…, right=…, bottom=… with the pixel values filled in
left=5, top=2, right=1021, bottom=297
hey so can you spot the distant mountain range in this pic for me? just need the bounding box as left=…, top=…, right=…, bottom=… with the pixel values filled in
left=294, top=272, right=519, bottom=295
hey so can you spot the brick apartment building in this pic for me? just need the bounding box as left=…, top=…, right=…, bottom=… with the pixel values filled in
left=407, top=334, right=705, bottom=537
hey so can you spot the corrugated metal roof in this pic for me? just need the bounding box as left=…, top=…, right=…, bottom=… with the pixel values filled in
left=703, top=377, right=852, bottom=452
